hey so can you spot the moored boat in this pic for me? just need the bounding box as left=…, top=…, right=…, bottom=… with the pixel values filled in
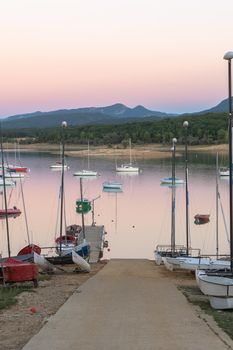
left=103, top=181, right=122, bottom=190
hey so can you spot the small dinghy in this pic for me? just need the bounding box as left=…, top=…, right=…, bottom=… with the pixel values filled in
left=160, top=177, right=184, bottom=185
left=72, top=250, right=90, bottom=272
left=33, top=252, right=56, bottom=272
left=103, top=181, right=122, bottom=190
left=0, top=206, right=21, bottom=218
left=194, top=214, right=210, bottom=225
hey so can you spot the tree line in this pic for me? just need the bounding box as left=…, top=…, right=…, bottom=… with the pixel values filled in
left=2, top=112, right=229, bottom=146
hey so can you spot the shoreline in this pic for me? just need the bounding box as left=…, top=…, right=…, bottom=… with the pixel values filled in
left=4, top=143, right=228, bottom=159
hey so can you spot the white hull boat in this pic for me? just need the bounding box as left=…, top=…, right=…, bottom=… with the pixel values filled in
left=196, top=269, right=233, bottom=310
left=0, top=179, right=15, bottom=186
left=72, top=250, right=90, bottom=272
left=103, top=181, right=122, bottom=190
left=73, top=169, right=98, bottom=177
left=1, top=173, right=25, bottom=179
left=219, top=168, right=229, bottom=176
left=116, top=164, right=139, bottom=173
left=50, top=164, right=69, bottom=170
left=160, top=177, right=184, bottom=185
left=116, top=139, right=139, bottom=173
left=166, top=257, right=230, bottom=271
left=33, top=252, right=56, bottom=272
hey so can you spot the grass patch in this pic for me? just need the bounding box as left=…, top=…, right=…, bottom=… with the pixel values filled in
left=0, top=285, right=33, bottom=310
left=179, top=285, right=233, bottom=340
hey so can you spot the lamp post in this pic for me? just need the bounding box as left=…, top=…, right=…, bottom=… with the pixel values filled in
left=183, top=121, right=189, bottom=256
left=171, top=137, right=177, bottom=253
left=224, top=51, right=233, bottom=271
left=59, top=121, right=67, bottom=256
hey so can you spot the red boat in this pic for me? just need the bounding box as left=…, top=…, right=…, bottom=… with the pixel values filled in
left=0, top=206, right=21, bottom=218
left=194, top=214, right=210, bottom=225
left=0, top=258, right=38, bottom=287
left=18, top=244, right=41, bottom=256
left=7, top=166, right=28, bottom=173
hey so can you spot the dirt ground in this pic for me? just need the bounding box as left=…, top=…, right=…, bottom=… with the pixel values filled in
left=4, top=143, right=228, bottom=159
left=0, top=262, right=106, bottom=350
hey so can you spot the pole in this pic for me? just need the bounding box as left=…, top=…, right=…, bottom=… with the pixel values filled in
left=0, top=125, right=11, bottom=257
left=59, top=121, right=67, bottom=256
left=183, top=121, right=189, bottom=255
left=227, top=59, right=233, bottom=271
left=80, top=177, right=86, bottom=240
left=171, top=138, right=177, bottom=253
left=216, top=153, right=219, bottom=258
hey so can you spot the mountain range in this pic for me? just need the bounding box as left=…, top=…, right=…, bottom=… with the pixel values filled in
left=1, top=98, right=231, bottom=129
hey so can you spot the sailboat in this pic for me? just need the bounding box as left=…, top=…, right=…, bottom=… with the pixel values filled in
left=6, top=142, right=29, bottom=173
left=154, top=138, right=186, bottom=265
left=73, top=140, right=98, bottom=177
left=116, top=138, right=139, bottom=173
left=179, top=153, right=230, bottom=271
left=0, top=128, right=38, bottom=286
left=195, top=52, right=233, bottom=309
left=46, top=122, right=90, bottom=266
left=50, top=143, right=69, bottom=170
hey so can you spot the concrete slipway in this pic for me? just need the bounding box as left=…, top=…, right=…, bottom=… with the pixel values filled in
left=22, top=260, right=233, bottom=350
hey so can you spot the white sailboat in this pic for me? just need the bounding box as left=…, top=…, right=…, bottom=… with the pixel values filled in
left=73, top=141, right=98, bottom=177
left=175, top=153, right=230, bottom=272
left=116, top=139, right=139, bottom=173
left=50, top=143, right=69, bottom=170
left=195, top=52, right=233, bottom=309
left=154, top=138, right=186, bottom=265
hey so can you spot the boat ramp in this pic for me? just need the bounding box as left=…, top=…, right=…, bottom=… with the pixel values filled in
left=84, top=224, right=105, bottom=263
left=22, top=260, right=232, bottom=350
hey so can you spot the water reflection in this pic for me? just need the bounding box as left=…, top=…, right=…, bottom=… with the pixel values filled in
left=0, top=151, right=230, bottom=260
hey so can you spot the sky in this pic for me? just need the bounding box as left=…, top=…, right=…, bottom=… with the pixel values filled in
left=0, top=0, right=233, bottom=117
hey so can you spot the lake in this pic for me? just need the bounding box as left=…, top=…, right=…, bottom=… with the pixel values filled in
left=0, top=151, right=230, bottom=260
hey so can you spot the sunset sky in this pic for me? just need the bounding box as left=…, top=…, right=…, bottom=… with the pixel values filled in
left=0, top=0, right=233, bottom=117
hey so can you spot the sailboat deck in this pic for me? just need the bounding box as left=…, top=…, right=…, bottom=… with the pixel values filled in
left=84, top=225, right=105, bottom=263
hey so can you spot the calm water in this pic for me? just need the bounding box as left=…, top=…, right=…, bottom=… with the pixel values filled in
left=0, top=151, right=231, bottom=259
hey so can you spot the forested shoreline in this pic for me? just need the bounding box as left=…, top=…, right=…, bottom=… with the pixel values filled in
left=1, top=112, right=229, bottom=146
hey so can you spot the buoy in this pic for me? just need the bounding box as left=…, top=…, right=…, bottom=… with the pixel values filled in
left=30, top=306, right=37, bottom=314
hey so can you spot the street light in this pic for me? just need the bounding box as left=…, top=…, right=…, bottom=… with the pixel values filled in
left=171, top=137, right=177, bottom=252
left=183, top=121, right=189, bottom=255
left=223, top=52, right=233, bottom=271
left=59, top=121, right=67, bottom=255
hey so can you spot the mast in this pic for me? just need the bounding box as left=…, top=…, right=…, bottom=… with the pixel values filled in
left=59, top=121, right=67, bottom=256
left=171, top=138, right=177, bottom=253
left=0, top=125, right=11, bottom=257
left=216, top=153, right=219, bottom=258
left=87, top=140, right=90, bottom=170
left=183, top=121, right=189, bottom=255
left=224, top=52, right=233, bottom=272
left=129, top=138, right=132, bottom=165
left=80, top=177, right=86, bottom=240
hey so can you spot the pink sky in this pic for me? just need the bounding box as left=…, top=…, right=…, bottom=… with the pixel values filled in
left=0, top=0, right=232, bottom=117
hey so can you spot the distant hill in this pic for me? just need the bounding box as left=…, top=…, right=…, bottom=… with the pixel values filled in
left=196, top=98, right=231, bottom=114
left=2, top=103, right=175, bottom=129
